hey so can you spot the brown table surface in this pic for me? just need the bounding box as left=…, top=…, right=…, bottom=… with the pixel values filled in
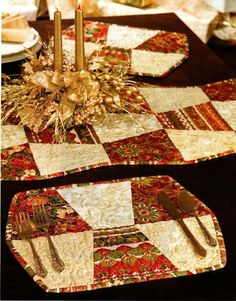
left=1, top=13, right=236, bottom=300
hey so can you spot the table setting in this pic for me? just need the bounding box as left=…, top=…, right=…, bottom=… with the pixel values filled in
left=1, top=8, right=236, bottom=301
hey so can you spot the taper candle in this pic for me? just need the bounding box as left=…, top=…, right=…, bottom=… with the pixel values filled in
left=75, top=6, right=85, bottom=71
left=54, top=9, right=63, bottom=72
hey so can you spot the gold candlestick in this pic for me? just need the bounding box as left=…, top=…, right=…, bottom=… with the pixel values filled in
left=54, top=9, right=63, bottom=72
left=75, top=6, right=85, bottom=71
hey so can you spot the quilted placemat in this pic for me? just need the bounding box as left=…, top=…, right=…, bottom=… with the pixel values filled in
left=6, top=175, right=226, bottom=293
left=6, top=176, right=226, bottom=292
left=1, top=78, right=236, bottom=181
left=61, top=20, right=189, bottom=77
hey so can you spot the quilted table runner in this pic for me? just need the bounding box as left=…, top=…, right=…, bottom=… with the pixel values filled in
left=61, top=21, right=189, bottom=77
left=1, top=78, right=236, bottom=181
left=6, top=175, right=226, bottom=293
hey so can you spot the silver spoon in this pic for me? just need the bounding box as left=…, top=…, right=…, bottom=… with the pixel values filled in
left=177, top=190, right=217, bottom=247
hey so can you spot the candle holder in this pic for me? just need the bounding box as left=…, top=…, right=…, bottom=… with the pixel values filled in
left=1, top=6, right=146, bottom=142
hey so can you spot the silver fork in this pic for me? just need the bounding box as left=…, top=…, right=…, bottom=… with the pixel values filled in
left=15, top=211, right=47, bottom=278
left=32, top=203, right=65, bottom=272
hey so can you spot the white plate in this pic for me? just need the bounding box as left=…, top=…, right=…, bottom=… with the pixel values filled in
left=1, top=27, right=40, bottom=57
left=1, top=40, right=42, bottom=63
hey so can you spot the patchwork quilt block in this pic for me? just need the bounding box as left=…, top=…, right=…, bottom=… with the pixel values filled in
left=1, top=78, right=236, bottom=180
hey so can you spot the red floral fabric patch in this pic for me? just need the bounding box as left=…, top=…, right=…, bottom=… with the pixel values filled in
left=136, top=31, right=189, bottom=56
left=103, top=130, right=184, bottom=164
left=202, top=78, right=236, bottom=101
left=10, top=189, right=91, bottom=239
left=1, top=143, right=40, bottom=180
left=131, top=176, right=212, bottom=223
left=94, top=240, right=179, bottom=283
left=24, top=127, right=77, bottom=144
left=62, top=21, right=109, bottom=44
left=84, top=21, right=109, bottom=44
left=91, top=46, right=131, bottom=69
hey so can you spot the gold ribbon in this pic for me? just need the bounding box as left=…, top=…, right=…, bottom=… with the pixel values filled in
left=30, top=69, right=101, bottom=121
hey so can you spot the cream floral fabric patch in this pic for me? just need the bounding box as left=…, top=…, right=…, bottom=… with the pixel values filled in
left=93, top=113, right=162, bottom=143
left=212, top=101, right=236, bottom=131
left=12, top=231, right=94, bottom=289
left=166, top=129, right=236, bottom=161
left=1, top=125, right=28, bottom=149
left=62, top=39, right=102, bottom=63
left=137, top=215, right=221, bottom=273
left=106, top=24, right=159, bottom=49
left=85, top=42, right=102, bottom=57
left=140, top=87, right=210, bottom=113
left=57, top=181, right=134, bottom=230
left=29, top=143, right=110, bottom=176
left=131, top=50, right=185, bottom=76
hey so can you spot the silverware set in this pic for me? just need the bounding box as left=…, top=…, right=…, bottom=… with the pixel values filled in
left=15, top=204, right=65, bottom=278
left=157, top=190, right=217, bottom=258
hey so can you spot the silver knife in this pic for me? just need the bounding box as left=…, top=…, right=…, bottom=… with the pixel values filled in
left=157, top=191, right=207, bottom=258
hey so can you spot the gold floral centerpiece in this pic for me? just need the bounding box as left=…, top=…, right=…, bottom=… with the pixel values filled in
left=2, top=7, right=144, bottom=143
